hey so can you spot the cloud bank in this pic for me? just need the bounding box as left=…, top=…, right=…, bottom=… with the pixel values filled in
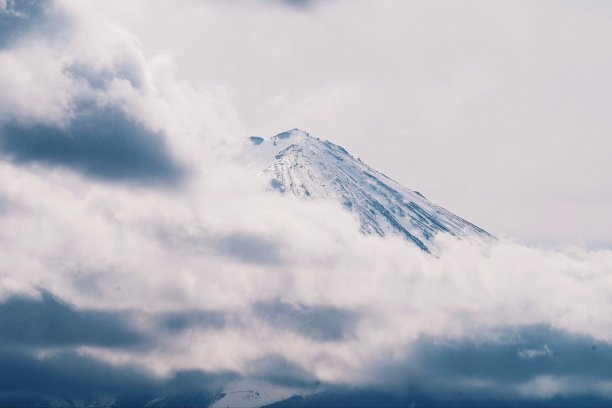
left=0, top=0, right=611, bottom=406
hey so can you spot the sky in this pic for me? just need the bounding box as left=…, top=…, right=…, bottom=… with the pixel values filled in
left=92, top=0, right=612, bottom=248
left=1, top=0, right=612, bottom=406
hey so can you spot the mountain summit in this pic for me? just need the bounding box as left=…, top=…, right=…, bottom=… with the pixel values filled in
left=250, top=129, right=492, bottom=252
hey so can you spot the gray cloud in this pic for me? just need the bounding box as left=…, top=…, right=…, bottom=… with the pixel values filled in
left=0, top=350, right=159, bottom=401
left=272, top=0, right=319, bottom=8
left=254, top=300, right=358, bottom=342
left=422, top=325, right=612, bottom=384
left=0, top=103, right=184, bottom=185
left=0, top=195, right=7, bottom=215
left=365, top=325, right=612, bottom=400
left=0, top=0, right=52, bottom=49
left=0, top=291, right=238, bottom=406
left=0, top=291, right=144, bottom=349
left=157, top=310, right=227, bottom=333
left=0, top=290, right=236, bottom=349
left=156, top=228, right=286, bottom=265
left=266, top=326, right=612, bottom=407
left=223, top=0, right=326, bottom=10
left=0, top=351, right=237, bottom=407
left=265, top=388, right=612, bottom=408
left=165, top=369, right=239, bottom=394
left=215, top=232, right=285, bottom=265
left=251, top=355, right=319, bottom=388
left=65, top=59, right=149, bottom=92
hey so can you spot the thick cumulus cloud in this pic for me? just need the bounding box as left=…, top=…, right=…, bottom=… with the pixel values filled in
left=0, top=0, right=612, bottom=407
left=1, top=151, right=611, bottom=405
left=0, top=0, right=239, bottom=185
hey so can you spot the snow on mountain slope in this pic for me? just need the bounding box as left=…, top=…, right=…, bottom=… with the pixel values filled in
left=248, top=129, right=492, bottom=253
left=210, top=380, right=312, bottom=408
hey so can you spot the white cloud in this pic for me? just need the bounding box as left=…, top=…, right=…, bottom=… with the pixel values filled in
left=1, top=152, right=612, bottom=393
left=0, top=43, right=76, bottom=125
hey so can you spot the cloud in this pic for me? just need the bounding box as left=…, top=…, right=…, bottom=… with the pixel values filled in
left=0, top=0, right=53, bottom=49
left=250, top=355, right=319, bottom=388
left=165, top=369, right=239, bottom=394
left=215, top=231, right=286, bottom=265
left=264, top=326, right=612, bottom=406
left=0, top=291, right=144, bottom=348
left=1, top=147, right=611, bottom=404
left=0, top=350, right=236, bottom=406
left=398, top=325, right=612, bottom=395
left=0, top=0, right=611, bottom=406
left=272, top=0, right=322, bottom=9
left=0, top=103, right=184, bottom=185
left=270, top=326, right=612, bottom=407
left=254, top=300, right=359, bottom=342
left=0, top=0, right=236, bottom=186
left=266, top=387, right=612, bottom=408
left=0, top=3, right=188, bottom=187
left=157, top=309, right=227, bottom=333
left=0, top=195, right=7, bottom=215
left=0, top=290, right=238, bottom=405
left=0, top=350, right=159, bottom=400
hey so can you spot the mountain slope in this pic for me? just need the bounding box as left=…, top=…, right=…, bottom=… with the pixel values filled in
left=250, top=129, right=492, bottom=252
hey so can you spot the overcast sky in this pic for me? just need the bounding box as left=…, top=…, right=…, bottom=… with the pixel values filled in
left=87, top=0, right=612, bottom=247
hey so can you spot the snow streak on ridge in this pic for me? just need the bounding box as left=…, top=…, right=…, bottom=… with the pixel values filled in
left=251, top=129, right=492, bottom=252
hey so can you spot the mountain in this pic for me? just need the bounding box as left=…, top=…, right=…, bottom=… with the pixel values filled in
left=249, top=129, right=492, bottom=253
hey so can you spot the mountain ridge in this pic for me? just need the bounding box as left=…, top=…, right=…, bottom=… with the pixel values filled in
left=250, top=129, right=492, bottom=253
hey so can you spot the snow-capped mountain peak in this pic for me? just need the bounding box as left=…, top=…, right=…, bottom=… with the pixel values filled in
left=249, top=129, right=492, bottom=252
